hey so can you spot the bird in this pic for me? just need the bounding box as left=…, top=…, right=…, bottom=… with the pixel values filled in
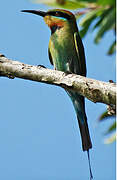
left=21, top=9, right=93, bottom=179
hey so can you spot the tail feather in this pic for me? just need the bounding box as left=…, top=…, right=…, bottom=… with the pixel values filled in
left=66, top=89, right=93, bottom=179
left=87, top=150, right=93, bottom=180
left=77, top=114, right=92, bottom=151
left=67, top=91, right=92, bottom=151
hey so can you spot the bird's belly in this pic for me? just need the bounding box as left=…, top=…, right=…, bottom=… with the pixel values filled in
left=53, top=49, right=71, bottom=71
left=50, top=40, right=79, bottom=73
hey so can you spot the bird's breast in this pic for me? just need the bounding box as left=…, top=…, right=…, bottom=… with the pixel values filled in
left=49, top=30, right=78, bottom=73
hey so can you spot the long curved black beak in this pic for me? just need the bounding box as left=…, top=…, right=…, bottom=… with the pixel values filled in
left=21, top=10, right=46, bottom=17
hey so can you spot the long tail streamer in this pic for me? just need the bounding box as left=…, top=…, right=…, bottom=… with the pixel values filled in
left=87, top=150, right=93, bottom=180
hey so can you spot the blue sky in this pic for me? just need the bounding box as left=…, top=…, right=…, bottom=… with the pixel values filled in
left=0, top=0, right=116, bottom=180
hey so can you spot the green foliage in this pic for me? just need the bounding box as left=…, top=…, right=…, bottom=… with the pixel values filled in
left=97, top=0, right=115, bottom=6
left=33, top=0, right=87, bottom=9
left=79, top=4, right=115, bottom=55
left=79, top=7, right=106, bottom=38
left=105, top=121, right=116, bottom=134
left=104, top=133, right=116, bottom=144
left=33, top=0, right=116, bottom=55
left=93, top=7, right=115, bottom=44
left=108, top=40, right=116, bottom=55
left=104, top=121, right=116, bottom=144
left=99, top=111, right=116, bottom=143
left=99, top=110, right=115, bottom=121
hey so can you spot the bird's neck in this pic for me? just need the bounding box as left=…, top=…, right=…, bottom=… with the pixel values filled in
left=50, top=21, right=77, bottom=35
left=50, top=22, right=78, bottom=45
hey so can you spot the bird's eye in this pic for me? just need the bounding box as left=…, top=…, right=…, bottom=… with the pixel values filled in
left=55, top=12, right=59, bottom=16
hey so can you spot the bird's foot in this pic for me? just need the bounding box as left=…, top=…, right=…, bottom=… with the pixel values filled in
left=37, top=65, right=46, bottom=68
left=64, top=71, right=73, bottom=75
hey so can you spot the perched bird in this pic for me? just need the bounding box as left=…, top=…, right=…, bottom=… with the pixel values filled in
left=21, top=9, right=93, bottom=179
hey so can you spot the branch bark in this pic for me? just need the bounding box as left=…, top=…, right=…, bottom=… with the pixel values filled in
left=0, top=54, right=116, bottom=105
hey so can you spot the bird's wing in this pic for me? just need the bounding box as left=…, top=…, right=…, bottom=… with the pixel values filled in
left=48, top=48, right=53, bottom=65
left=74, top=32, right=86, bottom=77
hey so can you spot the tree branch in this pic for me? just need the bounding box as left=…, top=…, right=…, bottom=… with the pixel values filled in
left=0, top=54, right=116, bottom=105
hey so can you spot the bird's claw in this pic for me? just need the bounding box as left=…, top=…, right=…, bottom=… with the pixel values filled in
left=37, top=65, right=46, bottom=68
left=64, top=71, right=73, bottom=75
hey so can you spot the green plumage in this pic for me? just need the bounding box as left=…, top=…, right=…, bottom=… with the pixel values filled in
left=48, top=15, right=92, bottom=151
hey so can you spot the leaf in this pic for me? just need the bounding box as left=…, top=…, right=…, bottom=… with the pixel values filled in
left=80, top=15, right=96, bottom=37
left=92, top=7, right=112, bottom=30
left=98, top=0, right=115, bottom=6
left=104, top=133, right=116, bottom=144
left=32, top=0, right=87, bottom=9
left=79, top=7, right=105, bottom=37
left=94, top=8, right=115, bottom=43
left=105, top=121, right=116, bottom=134
left=76, top=0, right=97, bottom=2
left=79, top=8, right=104, bottom=27
left=107, top=40, right=116, bottom=55
left=99, top=111, right=111, bottom=121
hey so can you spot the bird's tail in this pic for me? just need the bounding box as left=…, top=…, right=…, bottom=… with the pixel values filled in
left=76, top=112, right=92, bottom=151
left=67, top=91, right=93, bottom=179
left=67, top=91, right=92, bottom=151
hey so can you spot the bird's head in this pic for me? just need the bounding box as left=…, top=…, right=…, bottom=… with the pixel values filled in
left=21, top=9, right=76, bottom=33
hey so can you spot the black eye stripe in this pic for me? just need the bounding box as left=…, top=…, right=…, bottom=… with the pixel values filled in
left=47, top=11, right=71, bottom=20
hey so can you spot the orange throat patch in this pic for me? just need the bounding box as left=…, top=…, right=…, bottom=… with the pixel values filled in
left=44, top=16, right=65, bottom=29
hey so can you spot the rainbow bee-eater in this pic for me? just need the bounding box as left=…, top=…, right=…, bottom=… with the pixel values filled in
left=22, top=9, right=93, bottom=179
